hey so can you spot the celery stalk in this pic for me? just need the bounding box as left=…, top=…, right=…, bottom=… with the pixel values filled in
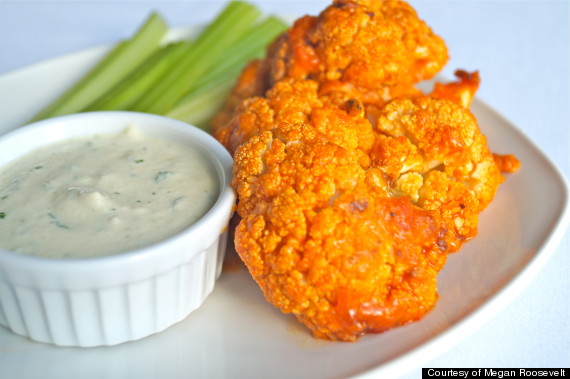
left=167, top=81, right=234, bottom=129
left=131, top=1, right=262, bottom=114
left=185, top=16, right=286, bottom=95
left=30, top=40, right=129, bottom=122
left=29, top=2, right=288, bottom=130
left=166, top=16, right=287, bottom=128
left=84, top=41, right=191, bottom=111
left=30, top=12, right=168, bottom=121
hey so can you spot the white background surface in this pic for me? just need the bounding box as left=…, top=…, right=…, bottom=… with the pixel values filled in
left=0, top=0, right=568, bottom=376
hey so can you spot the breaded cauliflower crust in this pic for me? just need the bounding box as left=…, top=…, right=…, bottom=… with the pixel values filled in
left=213, top=0, right=519, bottom=341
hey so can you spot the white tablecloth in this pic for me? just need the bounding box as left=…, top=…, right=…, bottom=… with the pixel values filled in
left=0, top=0, right=568, bottom=377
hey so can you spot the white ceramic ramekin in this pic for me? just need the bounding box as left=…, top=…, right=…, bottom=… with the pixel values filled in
left=0, top=111, right=235, bottom=347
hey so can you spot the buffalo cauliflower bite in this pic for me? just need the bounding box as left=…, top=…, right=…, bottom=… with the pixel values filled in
left=230, top=79, right=375, bottom=214
left=233, top=130, right=448, bottom=341
left=266, top=0, right=448, bottom=93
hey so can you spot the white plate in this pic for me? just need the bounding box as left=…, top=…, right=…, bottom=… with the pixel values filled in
left=0, top=35, right=569, bottom=379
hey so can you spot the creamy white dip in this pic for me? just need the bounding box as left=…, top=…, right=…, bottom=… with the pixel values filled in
left=0, top=126, right=219, bottom=258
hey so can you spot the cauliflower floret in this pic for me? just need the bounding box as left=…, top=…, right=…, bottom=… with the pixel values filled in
left=234, top=131, right=448, bottom=341
left=267, top=0, right=448, bottom=93
left=370, top=96, right=505, bottom=249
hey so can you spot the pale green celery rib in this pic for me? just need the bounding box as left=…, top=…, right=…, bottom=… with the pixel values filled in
left=186, top=16, right=287, bottom=95
left=167, top=16, right=288, bottom=127
left=131, top=1, right=262, bottom=115
left=30, top=12, right=168, bottom=121
left=83, top=41, right=190, bottom=111
left=167, top=81, right=234, bottom=131
left=29, top=40, right=128, bottom=122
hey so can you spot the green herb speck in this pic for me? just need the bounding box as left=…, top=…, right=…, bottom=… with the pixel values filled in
left=135, top=159, right=144, bottom=163
left=172, top=197, right=185, bottom=207
left=0, top=195, right=7, bottom=200
left=53, top=221, right=70, bottom=229
left=0, top=212, right=5, bottom=219
left=48, top=212, right=70, bottom=229
left=34, top=165, right=43, bottom=170
left=154, top=171, right=172, bottom=183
